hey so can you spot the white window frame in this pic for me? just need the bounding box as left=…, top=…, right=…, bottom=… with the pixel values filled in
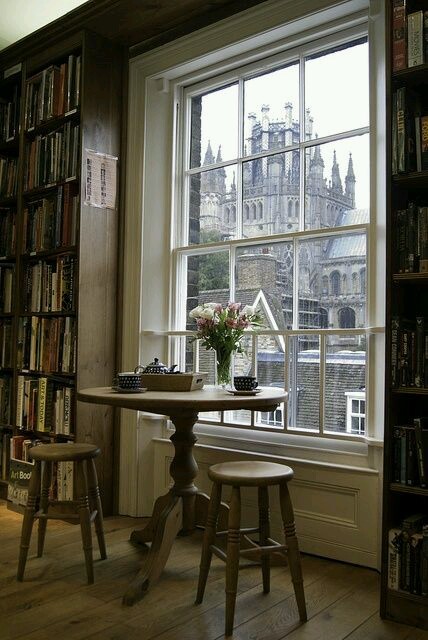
left=122, top=0, right=385, bottom=479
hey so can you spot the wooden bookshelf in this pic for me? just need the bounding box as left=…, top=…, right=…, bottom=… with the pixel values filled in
left=380, top=0, right=428, bottom=629
left=0, top=31, right=123, bottom=514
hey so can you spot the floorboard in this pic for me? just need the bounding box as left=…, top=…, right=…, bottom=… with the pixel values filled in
left=0, top=501, right=426, bottom=640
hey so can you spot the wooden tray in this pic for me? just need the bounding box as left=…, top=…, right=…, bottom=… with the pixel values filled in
left=140, top=372, right=208, bottom=391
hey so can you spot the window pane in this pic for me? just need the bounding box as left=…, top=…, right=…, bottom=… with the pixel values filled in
left=305, top=39, right=368, bottom=140
left=289, top=335, right=320, bottom=432
left=304, top=134, right=369, bottom=230
left=185, top=252, right=230, bottom=330
left=189, top=165, right=237, bottom=244
left=324, top=335, right=366, bottom=435
left=298, top=233, right=366, bottom=329
left=244, top=62, right=299, bottom=156
left=190, top=84, right=238, bottom=169
left=255, top=334, right=286, bottom=430
left=236, top=242, right=294, bottom=329
left=243, top=152, right=300, bottom=237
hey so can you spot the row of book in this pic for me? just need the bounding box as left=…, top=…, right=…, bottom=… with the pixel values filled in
left=17, top=315, right=76, bottom=374
left=0, top=376, right=11, bottom=426
left=392, top=3, right=428, bottom=71
left=23, top=184, right=79, bottom=253
left=0, top=85, right=20, bottom=143
left=391, top=87, right=428, bottom=175
left=396, top=204, right=428, bottom=274
left=0, top=264, right=13, bottom=313
left=24, top=122, right=80, bottom=192
left=388, top=514, right=428, bottom=597
left=0, top=428, right=11, bottom=480
left=0, top=207, right=16, bottom=256
left=392, top=417, right=428, bottom=488
left=391, top=316, right=428, bottom=388
left=16, top=375, right=74, bottom=435
left=0, top=156, right=18, bottom=198
left=25, top=55, right=81, bottom=130
left=0, top=319, right=12, bottom=367
left=24, top=255, right=76, bottom=313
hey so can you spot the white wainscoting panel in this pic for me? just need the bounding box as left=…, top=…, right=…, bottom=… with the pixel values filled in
left=153, top=438, right=380, bottom=568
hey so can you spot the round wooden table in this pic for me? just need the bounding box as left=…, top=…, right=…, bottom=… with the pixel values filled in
left=77, top=386, right=287, bottom=605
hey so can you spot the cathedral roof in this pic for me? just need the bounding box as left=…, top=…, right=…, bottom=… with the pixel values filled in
left=326, top=233, right=366, bottom=259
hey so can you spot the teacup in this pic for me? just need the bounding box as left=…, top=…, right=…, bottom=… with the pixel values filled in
left=114, top=371, right=142, bottom=389
left=234, top=376, right=258, bottom=391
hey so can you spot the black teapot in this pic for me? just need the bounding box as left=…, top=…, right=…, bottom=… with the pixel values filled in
left=140, top=358, right=178, bottom=374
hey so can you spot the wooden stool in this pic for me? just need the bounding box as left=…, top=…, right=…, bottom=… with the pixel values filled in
left=196, top=461, right=307, bottom=636
left=17, top=442, right=107, bottom=584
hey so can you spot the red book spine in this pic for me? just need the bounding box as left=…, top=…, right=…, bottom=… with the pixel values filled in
left=392, top=0, right=407, bottom=72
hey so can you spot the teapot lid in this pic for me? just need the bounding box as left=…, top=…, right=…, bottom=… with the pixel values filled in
left=143, top=357, right=169, bottom=373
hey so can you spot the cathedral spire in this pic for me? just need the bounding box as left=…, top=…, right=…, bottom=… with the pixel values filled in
left=203, top=140, right=215, bottom=165
left=216, top=145, right=223, bottom=163
left=345, top=153, right=356, bottom=207
left=331, top=150, right=343, bottom=194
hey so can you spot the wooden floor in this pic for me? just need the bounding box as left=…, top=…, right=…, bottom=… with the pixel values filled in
left=1, top=500, right=427, bottom=640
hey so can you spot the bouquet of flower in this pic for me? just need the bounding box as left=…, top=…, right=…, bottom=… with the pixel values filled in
left=189, top=302, right=263, bottom=386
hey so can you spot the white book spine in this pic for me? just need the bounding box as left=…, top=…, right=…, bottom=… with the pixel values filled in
left=408, top=11, right=424, bottom=67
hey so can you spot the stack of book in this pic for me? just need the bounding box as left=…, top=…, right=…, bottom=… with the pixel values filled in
left=0, top=264, right=13, bottom=312
left=0, top=318, right=12, bottom=367
left=15, top=375, right=73, bottom=435
left=393, top=3, right=428, bottom=72
left=0, top=156, right=18, bottom=198
left=396, top=203, right=428, bottom=273
left=24, top=121, right=80, bottom=191
left=391, top=316, right=428, bottom=388
left=23, top=184, right=79, bottom=252
left=0, top=85, right=20, bottom=143
left=392, top=417, right=428, bottom=487
left=24, top=54, right=81, bottom=130
left=24, top=255, right=76, bottom=313
left=17, top=316, right=76, bottom=374
left=0, top=376, right=11, bottom=426
left=0, top=208, right=16, bottom=256
left=388, top=514, right=428, bottom=596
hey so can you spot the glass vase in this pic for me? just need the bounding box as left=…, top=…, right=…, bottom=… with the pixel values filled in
left=215, top=348, right=233, bottom=388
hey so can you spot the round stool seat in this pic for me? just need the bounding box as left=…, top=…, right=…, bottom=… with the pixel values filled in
left=29, top=442, right=100, bottom=462
left=208, top=461, right=294, bottom=486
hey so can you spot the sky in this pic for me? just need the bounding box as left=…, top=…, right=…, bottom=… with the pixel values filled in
left=196, top=40, right=369, bottom=211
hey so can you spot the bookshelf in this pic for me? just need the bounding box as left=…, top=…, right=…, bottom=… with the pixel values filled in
left=0, top=31, right=122, bottom=514
left=380, top=1, right=428, bottom=629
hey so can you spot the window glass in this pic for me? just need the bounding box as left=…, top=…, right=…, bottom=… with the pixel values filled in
left=305, top=40, right=369, bottom=140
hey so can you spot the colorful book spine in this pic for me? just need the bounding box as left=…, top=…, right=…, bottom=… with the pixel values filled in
left=392, top=0, right=407, bottom=72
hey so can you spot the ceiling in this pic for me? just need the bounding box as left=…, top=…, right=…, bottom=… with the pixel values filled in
left=0, top=0, right=90, bottom=51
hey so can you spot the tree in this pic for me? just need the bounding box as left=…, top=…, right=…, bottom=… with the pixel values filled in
left=198, top=230, right=229, bottom=291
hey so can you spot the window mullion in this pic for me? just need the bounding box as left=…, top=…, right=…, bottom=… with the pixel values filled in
left=319, top=332, right=326, bottom=435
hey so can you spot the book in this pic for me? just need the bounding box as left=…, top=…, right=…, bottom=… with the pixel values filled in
left=392, top=0, right=407, bottom=72
left=407, top=11, right=424, bottom=67
left=421, top=115, right=428, bottom=171
left=414, top=417, right=428, bottom=487
left=422, top=524, right=428, bottom=596
left=388, top=527, right=402, bottom=590
left=37, top=377, right=48, bottom=432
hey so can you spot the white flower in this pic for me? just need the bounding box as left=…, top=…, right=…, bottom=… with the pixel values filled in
left=204, top=302, right=219, bottom=309
left=189, top=305, right=204, bottom=318
left=241, top=305, right=255, bottom=316
left=199, top=307, right=215, bottom=319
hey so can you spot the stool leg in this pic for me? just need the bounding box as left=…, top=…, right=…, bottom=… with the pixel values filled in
left=76, top=460, right=94, bottom=584
left=17, top=460, right=41, bottom=581
left=225, top=485, right=241, bottom=637
left=195, top=481, right=222, bottom=604
left=87, top=458, right=107, bottom=560
left=258, top=486, right=270, bottom=593
left=279, top=483, right=307, bottom=623
left=37, top=461, right=52, bottom=557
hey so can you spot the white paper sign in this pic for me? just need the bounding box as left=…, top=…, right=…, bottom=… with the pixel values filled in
left=84, top=149, right=118, bottom=209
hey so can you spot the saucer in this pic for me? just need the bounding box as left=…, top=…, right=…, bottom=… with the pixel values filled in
left=111, top=386, right=147, bottom=394
left=225, top=388, right=262, bottom=396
